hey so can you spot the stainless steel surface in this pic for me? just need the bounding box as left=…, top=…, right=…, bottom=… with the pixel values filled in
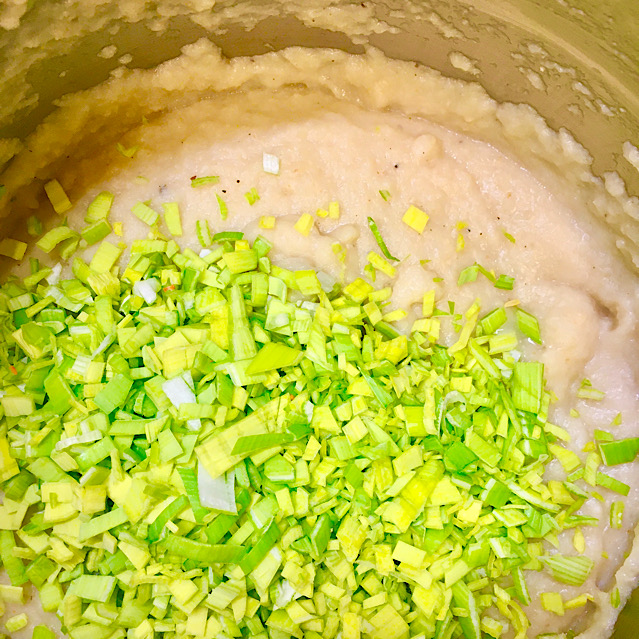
left=0, top=1, right=637, bottom=634
left=1, top=1, right=638, bottom=194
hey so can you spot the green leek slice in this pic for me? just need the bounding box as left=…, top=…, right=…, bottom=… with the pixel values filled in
left=541, top=555, right=595, bottom=586
left=367, top=216, right=399, bottom=261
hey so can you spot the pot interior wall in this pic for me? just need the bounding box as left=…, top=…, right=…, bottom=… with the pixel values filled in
left=1, top=1, right=638, bottom=195
left=0, top=1, right=638, bottom=635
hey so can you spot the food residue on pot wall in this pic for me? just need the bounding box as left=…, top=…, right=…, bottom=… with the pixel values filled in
left=0, top=3, right=638, bottom=639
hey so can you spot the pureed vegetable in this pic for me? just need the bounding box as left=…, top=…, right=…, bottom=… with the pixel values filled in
left=0, top=190, right=635, bottom=639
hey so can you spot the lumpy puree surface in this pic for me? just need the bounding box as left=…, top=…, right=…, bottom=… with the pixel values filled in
left=1, top=44, right=639, bottom=639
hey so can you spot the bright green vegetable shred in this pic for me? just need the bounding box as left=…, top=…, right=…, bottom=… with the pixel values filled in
left=216, top=193, right=229, bottom=220
left=367, top=217, right=399, bottom=262
left=0, top=193, right=629, bottom=639
left=190, top=176, right=219, bottom=188
left=458, top=262, right=516, bottom=292
left=244, top=187, right=260, bottom=206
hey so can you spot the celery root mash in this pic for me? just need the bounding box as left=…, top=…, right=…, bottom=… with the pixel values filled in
left=1, top=43, right=639, bottom=639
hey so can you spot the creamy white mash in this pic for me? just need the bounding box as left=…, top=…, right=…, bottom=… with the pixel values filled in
left=1, top=44, right=639, bottom=639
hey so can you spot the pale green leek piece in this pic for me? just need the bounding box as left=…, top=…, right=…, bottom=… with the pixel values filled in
left=0, top=189, right=631, bottom=639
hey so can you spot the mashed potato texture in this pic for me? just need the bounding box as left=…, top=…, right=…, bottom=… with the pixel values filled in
left=1, top=43, right=639, bottom=639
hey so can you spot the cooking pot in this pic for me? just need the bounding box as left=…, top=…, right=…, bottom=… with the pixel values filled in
left=0, top=1, right=637, bottom=636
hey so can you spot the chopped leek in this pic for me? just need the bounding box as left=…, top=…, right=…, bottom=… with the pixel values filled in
left=610, top=501, right=625, bottom=529
left=599, top=437, right=639, bottom=466
left=93, top=374, right=133, bottom=414
left=578, top=378, right=606, bottom=400
left=85, top=191, right=114, bottom=222
left=190, top=175, right=219, bottom=187
left=0, top=205, right=628, bottom=639
left=5, top=613, right=28, bottom=633
left=116, top=142, right=138, bottom=158
left=0, top=531, right=27, bottom=586
left=512, top=361, right=544, bottom=413
left=367, top=216, right=399, bottom=261
left=197, top=465, right=237, bottom=512
left=33, top=626, right=56, bottom=639
left=213, top=231, right=243, bottom=242
left=27, top=216, right=43, bottom=236
left=162, top=534, right=244, bottom=563
left=196, top=219, right=213, bottom=246
left=162, top=202, right=182, bottom=236
left=131, top=201, right=159, bottom=226
left=260, top=214, right=275, bottom=229
left=596, top=471, right=630, bottom=496
left=540, top=591, right=564, bottom=616
left=263, top=152, right=280, bottom=175
left=81, top=218, right=112, bottom=245
left=541, top=555, right=594, bottom=586
left=245, top=187, right=260, bottom=205
left=478, top=307, right=507, bottom=335
left=36, top=226, right=79, bottom=253
left=44, top=179, right=72, bottom=214
left=402, top=204, right=429, bottom=233
left=216, top=193, right=229, bottom=220
left=458, top=264, right=479, bottom=286
left=239, top=520, right=281, bottom=574
left=494, top=274, right=515, bottom=290
left=67, top=575, right=116, bottom=602
left=517, top=308, right=542, bottom=344
left=0, top=238, right=27, bottom=260
left=246, top=342, right=302, bottom=374
left=294, top=212, right=314, bottom=236
left=231, top=433, right=294, bottom=456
